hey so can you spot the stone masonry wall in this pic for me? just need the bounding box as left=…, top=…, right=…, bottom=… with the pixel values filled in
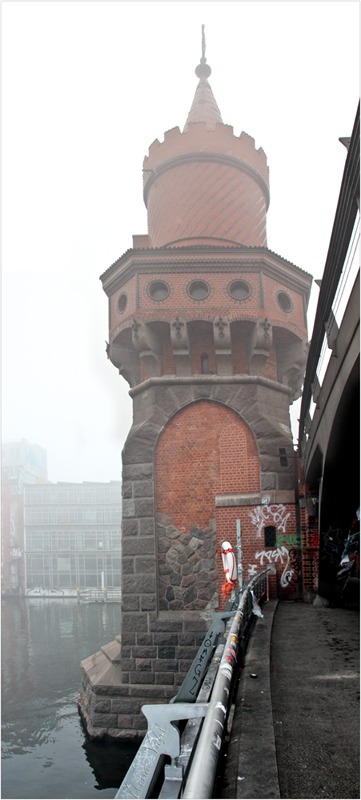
left=79, top=377, right=297, bottom=739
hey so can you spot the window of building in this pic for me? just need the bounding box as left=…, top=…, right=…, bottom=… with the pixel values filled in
left=84, top=508, right=97, bottom=524
left=147, top=280, right=170, bottom=301
left=277, top=291, right=293, bottom=313
left=187, top=280, right=210, bottom=300
left=227, top=279, right=251, bottom=300
left=117, top=293, right=127, bottom=314
left=58, top=557, right=70, bottom=571
left=201, top=354, right=209, bottom=374
left=264, top=526, right=276, bottom=547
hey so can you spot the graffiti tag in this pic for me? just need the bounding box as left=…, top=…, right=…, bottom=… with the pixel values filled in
left=254, top=545, right=289, bottom=565
left=249, top=504, right=291, bottom=539
left=280, top=548, right=300, bottom=588
left=276, top=533, right=298, bottom=548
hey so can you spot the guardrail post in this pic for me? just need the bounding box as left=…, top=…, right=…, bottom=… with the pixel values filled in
left=115, top=703, right=208, bottom=799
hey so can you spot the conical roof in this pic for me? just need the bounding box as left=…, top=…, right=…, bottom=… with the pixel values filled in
left=183, top=26, right=223, bottom=131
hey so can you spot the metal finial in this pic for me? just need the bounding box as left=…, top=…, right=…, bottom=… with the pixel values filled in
left=196, top=24, right=211, bottom=80
left=201, top=24, right=206, bottom=62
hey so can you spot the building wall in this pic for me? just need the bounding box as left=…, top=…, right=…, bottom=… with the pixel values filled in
left=2, top=439, right=48, bottom=594
left=24, top=482, right=122, bottom=595
left=216, top=502, right=300, bottom=608
left=154, top=400, right=260, bottom=612
left=155, top=400, right=259, bottom=530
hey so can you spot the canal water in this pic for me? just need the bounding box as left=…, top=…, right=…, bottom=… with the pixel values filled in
left=1, top=599, right=138, bottom=799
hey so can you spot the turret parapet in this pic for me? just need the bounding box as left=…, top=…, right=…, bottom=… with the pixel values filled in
left=143, top=121, right=269, bottom=189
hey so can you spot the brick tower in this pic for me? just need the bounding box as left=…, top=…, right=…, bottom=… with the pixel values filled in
left=80, top=33, right=312, bottom=740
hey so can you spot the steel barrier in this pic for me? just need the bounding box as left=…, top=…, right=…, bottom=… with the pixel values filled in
left=115, top=568, right=269, bottom=799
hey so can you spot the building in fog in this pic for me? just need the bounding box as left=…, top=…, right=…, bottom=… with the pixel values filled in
left=2, top=440, right=122, bottom=597
left=2, top=439, right=48, bottom=594
left=24, top=481, right=122, bottom=596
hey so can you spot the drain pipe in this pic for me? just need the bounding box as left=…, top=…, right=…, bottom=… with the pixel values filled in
left=182, top=570, right=268, bottom=799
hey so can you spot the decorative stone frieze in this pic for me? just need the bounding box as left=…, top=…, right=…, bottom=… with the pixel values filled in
left=213, top=315, right=233, bottom=375
left=248, top=316, right=273, bottom=376
left=170, top=315, right=191, bottom=375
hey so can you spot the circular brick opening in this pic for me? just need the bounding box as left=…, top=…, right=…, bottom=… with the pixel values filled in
left=277, top=291, right=293, bottom=312
left=227, top=279, right=251, bottom=300
left=117, top=293, right=127, bottom=314
left=147, top=280, right=170, bottom=301
left=187, top=280, right=210, bottom=301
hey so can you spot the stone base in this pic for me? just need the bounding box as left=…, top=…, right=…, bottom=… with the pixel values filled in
left=79, top=634, right=179, bottom=741
left=79, top=609, right=212, bottom=740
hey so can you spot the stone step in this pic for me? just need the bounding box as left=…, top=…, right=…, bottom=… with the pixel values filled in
left=101, top=636, right=122, bottom=663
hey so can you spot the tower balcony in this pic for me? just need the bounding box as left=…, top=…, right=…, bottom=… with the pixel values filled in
left=101, top=244, right=311, bottom=401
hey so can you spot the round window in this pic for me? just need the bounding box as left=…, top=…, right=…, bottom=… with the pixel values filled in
left=277, top=291, right=293, bottom=313
left=147, top=280, right=170, bottom=301
left=227, top=279, right=251, bottom=301
left=117, top=293, right=127, bottom=314
left=187, top=280, right=210, bottom=300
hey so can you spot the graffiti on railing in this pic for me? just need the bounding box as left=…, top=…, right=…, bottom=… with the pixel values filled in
left=188, top=629, right=215, bottom=697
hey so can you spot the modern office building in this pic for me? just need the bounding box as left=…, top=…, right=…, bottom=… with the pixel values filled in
left=24, top=481, right=122, bottom=596
left=2, top=439, right=48, bottom=594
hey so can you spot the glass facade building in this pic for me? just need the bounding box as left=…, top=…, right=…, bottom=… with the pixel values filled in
left=24, top=482, right=122, bottom=594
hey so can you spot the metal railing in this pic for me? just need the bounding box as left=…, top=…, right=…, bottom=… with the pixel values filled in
left=115, top=568, right=269, bottom=799
left=77, top=588, right=122, bottom=602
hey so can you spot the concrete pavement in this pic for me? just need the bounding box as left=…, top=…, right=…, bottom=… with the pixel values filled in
left=222, top=600, right=359, bottom=799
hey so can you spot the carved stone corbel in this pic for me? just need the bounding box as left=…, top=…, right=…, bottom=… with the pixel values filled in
left=108, top=341, right=141, bottom=388
left=170, top=316, right=191, bottom=376
left=131, top=318, right=163, bottom=378
left=213, top=315, right=233, bottom=375
left=248, top=317, right=273, bottom=376
left=276, top=338, right=308, bottom=400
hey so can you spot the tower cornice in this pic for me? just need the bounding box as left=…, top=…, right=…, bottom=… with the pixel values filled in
left=101, top=246, right=313, bottom=299
left=128, top=373, right=293, bottom=398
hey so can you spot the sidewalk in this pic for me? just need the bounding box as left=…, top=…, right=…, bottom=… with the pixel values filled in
left=222, top=600, right=359, bottom=799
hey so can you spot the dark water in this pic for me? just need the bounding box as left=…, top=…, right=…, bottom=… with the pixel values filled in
left=1, top=599, right=138, bottom=799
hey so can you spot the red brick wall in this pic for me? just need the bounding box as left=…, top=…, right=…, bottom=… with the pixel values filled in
left=216, top=502, right=300, bottom=608
left=263, top=343, right=278, bottom=381
left=137, top=271, right=261, bottom=316
left=147, top=162, right=267, bottom=248
left=188, top=322, right=217, bottom=375
left=110, top=275, right=137, bottom=331
left=155, top=401, right=259, bottom=533
left=231, top=322, right=250, bottom=374
left=161, top=326, right=176, bottom=375
left=263, top=275, right=305, bottom=328
left=108, top=264, right=308, bottom=351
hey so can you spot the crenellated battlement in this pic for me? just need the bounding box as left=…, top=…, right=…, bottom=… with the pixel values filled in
left=143, top=121, right=269, bottom=189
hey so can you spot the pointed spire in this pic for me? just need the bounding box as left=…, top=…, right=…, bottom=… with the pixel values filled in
left=183, top=25, right=223, bottom=132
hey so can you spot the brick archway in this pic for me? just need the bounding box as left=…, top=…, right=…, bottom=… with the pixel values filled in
left=154, top=401, right=260, bottom=612
left=155, top=400, right=260, bottom=533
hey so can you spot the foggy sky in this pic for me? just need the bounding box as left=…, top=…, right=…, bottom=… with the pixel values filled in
left=2, top=2, right=359, bottom=483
